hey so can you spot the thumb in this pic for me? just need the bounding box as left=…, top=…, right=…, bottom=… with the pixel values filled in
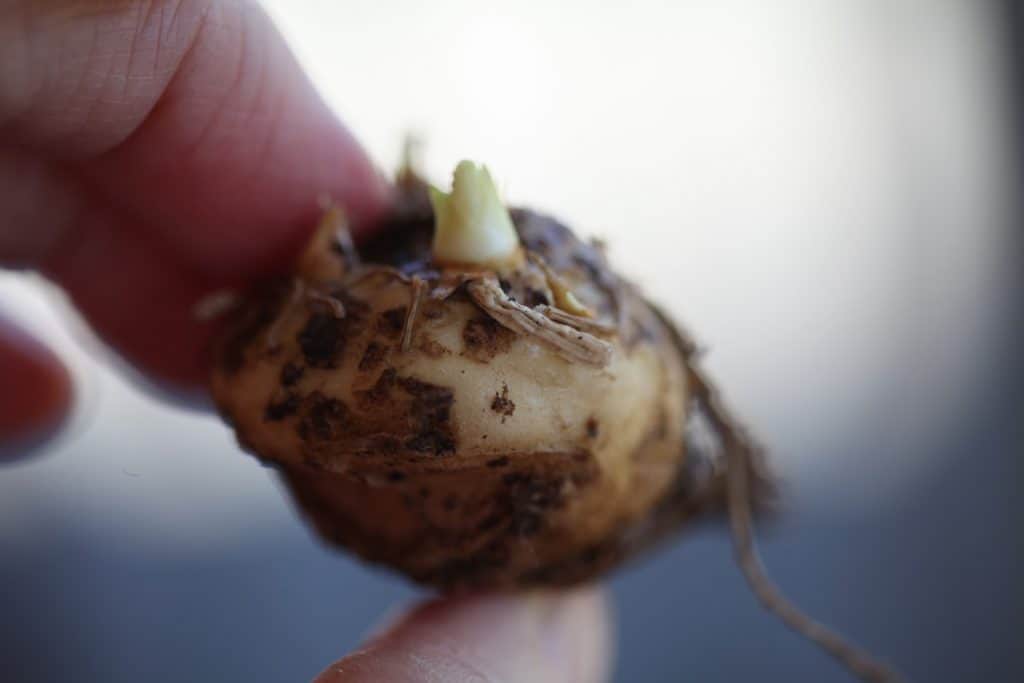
left=0, top=315, right=72, bottom=460
left=315, top=587, right=614, bottom=683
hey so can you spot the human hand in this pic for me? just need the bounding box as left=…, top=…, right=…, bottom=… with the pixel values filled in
left=0, top=3, right=613, bottom=681
left=0, top=0, right=386, bottom=447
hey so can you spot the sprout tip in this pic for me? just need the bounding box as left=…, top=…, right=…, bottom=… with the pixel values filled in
left=431, top=160, right=522, bottom=271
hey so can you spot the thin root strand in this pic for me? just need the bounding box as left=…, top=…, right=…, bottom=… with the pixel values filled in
left=685, top=357, right=905, bottom=683
left=306, top=290, right=346, bottom=319
left=468, top=278, right=613, bottom=367
left=401, top=276, right=426, bottom=352
left=265, top=279, right=305, bottom=352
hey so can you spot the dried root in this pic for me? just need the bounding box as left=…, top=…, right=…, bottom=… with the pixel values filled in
left=400, top=276, right=426, bottom=352
left=536, top=304, right=618, bottom=337
left=669, top=318, right=904, bottom=683
left=306, top=290, right=346, bottom=319
left=467, top=277, right=613, bottom=367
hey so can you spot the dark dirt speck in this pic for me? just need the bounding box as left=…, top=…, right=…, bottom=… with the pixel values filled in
left=490, top=384, right=515, bottom=422
left=298, top=313, right=343, bottom=368
left=280, top=362, right=304, bottom=387
left=265, top=392, right=300, bottom=421
left=358, top=341, right=388, bottom=371
left=356, top=368, right=397, bottom=407
left=377, top=307, right=407, bottom=339
left=220, top=281, right=288, bottom=374
left=298, top=392, right=351, bottom=442
left=462, top=316, right=515, bottom=362
left=398, top=376, right=455, bottom=455
left=354, top=370, right=456, bottom=456
left=524, top=287, right=550, bottom=307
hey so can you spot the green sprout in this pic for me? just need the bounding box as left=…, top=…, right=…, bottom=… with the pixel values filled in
left=430, top=160, right=522, bottom=270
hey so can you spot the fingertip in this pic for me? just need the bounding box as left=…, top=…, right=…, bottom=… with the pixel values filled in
left=0, top=319, right=73, bottom=460
left=315, top=587, right=614, bottom=683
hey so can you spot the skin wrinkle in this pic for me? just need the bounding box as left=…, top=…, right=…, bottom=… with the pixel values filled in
left=143, top=0, right=165, bottom=82
left=178, top=1, right=293, bottom=187
left=181, top=1, right=248, bottom=161
left=408, top=637, right=500, bottom=682
left=106, top=0, right=154, bottom=111
left=99, top=2, right=327, bottom=278
left=0, top=0, right=217, bottom=157
left=45, top=11, right=95, bottom=139
left=127, top=0, right=217, bottom=142
left=73, top=10, right=133, bottom=145
left=159, top=0, right=216, bottom=80
left=39, top=1, right=149, bottom=21
left=0, top=1, right=217, bottom=267
left=0, top=0, right=386, bottom=397
left=145, top=0, right=225, bottom=153
left=243, top=7, right=290, bottom=188
left=36, top=7, right=117, bottom=149
left=89, top=9, right=378, bottom=276
left=79, top=0, right=212, bottom=153
left=7, top=0, right=326, bottom=276
left=106, top=2, right=253, bottom=165
left=407, top=649, right=492, bottom=683
left=135, top=0, right=162, bottom=80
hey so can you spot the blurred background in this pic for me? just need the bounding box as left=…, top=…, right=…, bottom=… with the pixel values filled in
left=1, top=0, right=1020, bottom=681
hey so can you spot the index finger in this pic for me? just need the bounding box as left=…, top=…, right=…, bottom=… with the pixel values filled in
left=0, top=0, right=389, bottom=386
